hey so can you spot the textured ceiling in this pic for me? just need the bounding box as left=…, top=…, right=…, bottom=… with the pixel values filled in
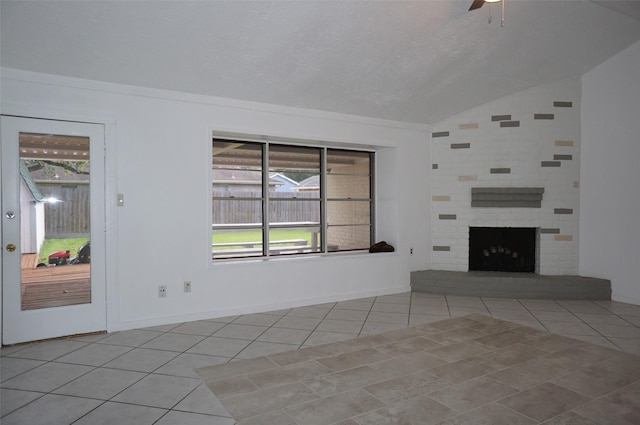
left=2, top=1, right=640, bottom=125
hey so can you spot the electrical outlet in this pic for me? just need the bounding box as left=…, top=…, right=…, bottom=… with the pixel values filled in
left=184, top=281, right=191, bottom=293
left=410, top=248, right=414, bottom=255
left=159, top=285, right=167, bottom=298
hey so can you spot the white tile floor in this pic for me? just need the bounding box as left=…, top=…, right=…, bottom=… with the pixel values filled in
left=1, top=293, right=640, bottom=424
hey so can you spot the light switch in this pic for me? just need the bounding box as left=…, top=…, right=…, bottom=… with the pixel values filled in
left=117, top=193, right=124, bottom=207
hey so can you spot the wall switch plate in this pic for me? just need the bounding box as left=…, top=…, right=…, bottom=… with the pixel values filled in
left=184, top=281, right=191, bottom=293
left=117, top=193, right=125, bottom=207
left=159, top=285, right=167, bottom=298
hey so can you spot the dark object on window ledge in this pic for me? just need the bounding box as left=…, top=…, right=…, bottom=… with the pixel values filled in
left=369, top=241, right=395, bottom=253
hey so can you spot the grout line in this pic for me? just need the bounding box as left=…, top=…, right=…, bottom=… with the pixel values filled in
left=357, top=296, right=377, bottom=337
left=228, top=317, right=287, bottom=362
left=558, top=302, right=623, bottom=348
left=296, top=303, right=338, bottom=349
left=615, top=312, right=640, bottom=328
left=515, top=299, right=553, bottom=330
left=62, top=398, right=110, bottom=425
left=480, top=297, right=491, bottom=314
left=0, top=390, right=47, bottom=419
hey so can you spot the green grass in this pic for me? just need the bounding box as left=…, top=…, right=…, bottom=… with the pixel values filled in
left=212, top=229, right=312, bottom=249
left=38, top=237, right=90, bottom=263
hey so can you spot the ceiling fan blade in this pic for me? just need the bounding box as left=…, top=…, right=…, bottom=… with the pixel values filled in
left=469, top=0, right=485, bottom=11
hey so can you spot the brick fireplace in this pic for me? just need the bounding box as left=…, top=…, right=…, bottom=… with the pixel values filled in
left=429, top=79, right=581, bottom=276
left=413, top=80, right=611, bottom=299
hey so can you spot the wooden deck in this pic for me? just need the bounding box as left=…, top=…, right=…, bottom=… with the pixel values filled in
left=20, top=254, right=91, bottom=310
left=21, top=253, right=39, bottom=269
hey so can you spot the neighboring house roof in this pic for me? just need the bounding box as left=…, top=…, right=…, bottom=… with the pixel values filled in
left=296, top=175, right=319, bottom=191
left=270, top=173, right=300, bottom=193
left=19, top=160, right=45, bottom=202
left=269, top=172, right=300, bottom=187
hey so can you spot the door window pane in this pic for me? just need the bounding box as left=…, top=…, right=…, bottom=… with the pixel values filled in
left=18, top=133, right=91, bottom=310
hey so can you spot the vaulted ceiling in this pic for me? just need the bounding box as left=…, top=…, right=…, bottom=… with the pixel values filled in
left=2, top=1, right=639, bottom=125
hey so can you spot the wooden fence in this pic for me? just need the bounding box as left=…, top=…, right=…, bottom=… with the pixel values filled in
left=38, top=187, right=321, bottom=236
left=213, top=191, right=320, bottom=224
left=39, top=183, right=90, bottom=237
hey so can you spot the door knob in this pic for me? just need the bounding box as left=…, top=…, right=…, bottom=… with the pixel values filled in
left=6, top=243, right=16, bottom=252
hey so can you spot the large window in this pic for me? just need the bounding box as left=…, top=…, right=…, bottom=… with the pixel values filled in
left=212, top=138, right=373, bottom=260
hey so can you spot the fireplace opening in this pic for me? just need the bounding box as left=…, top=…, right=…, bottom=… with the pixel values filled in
left=469, top=227, right=536, bottom=273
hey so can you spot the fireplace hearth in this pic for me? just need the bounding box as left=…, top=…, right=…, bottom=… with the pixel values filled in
left=469, top=227, right=536, bottom=273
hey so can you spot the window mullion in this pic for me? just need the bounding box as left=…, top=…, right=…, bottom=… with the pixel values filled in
left=370, top=152, right=376, bottom=246
left=321, top=147, right=327, bottom=253
left=263, top=142, right=269, bottom=256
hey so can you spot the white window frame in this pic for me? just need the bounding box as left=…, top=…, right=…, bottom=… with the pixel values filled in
left=212, top=136, right=374, bottom=261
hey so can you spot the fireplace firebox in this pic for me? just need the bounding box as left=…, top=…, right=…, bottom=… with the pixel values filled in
left=469, top=227, right=536, bottom=273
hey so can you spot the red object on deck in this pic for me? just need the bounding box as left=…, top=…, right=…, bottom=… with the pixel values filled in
left=49, top=250, right=71, bottom=260
left=48, top=250, right=71, bottom=264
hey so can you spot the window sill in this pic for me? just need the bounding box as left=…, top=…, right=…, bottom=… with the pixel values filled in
left=211, top=249, right=398, bottom=267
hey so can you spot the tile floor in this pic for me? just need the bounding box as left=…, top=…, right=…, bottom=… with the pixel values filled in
left=197, top=313, right=640, bottom=425
left=2, top=292, right=640, bottom=424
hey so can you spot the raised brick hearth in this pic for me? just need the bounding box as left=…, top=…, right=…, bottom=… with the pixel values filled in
left=411, top=270, right=611, bottom=300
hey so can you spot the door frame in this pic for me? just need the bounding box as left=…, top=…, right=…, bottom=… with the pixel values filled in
left=1, top=112, right=116, bottom=344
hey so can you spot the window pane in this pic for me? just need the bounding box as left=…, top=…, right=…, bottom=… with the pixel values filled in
left=327, top=200, right=370, bottom=225
left=326, top=149, right=372, bottom=251
left=213, top=140, right=264, bottom=259
left=213, top=140, right=263, bottom=198
left=269, top=198, right=320, bottom=224
left=269, top=144, right=320, bottom=198
left=268, top=227, right=321, bottom=256
left=327, top=150, right=370, bottom=174
left=326, top=174, right=370, bottom=199
left=327, top=225, right=371, bottom=251
left=212, top=228, right=263, bottom=260
left=326, top=150, right=370, bottom=199
left=213, top=199, right=262, bottom=226
left=213, top=140, right=262, bottom=167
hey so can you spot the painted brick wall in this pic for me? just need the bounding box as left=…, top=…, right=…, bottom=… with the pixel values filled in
left=430, top=79, right=581, bottom=275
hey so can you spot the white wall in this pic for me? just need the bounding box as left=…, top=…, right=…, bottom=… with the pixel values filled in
left=1, top=69, right=431, bottom=332
left=581, top=40, right=640, bottom=305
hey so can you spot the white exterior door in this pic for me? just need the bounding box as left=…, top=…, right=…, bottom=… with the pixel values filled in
left=1, top=116, right=107, bottom=344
